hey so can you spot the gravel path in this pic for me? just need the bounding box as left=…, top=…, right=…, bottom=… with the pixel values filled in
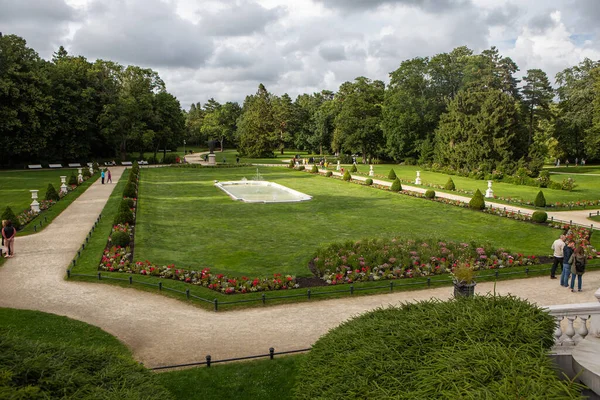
left=0, top=166, right=599, bottom=369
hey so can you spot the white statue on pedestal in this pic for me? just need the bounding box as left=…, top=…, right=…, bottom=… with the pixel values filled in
left=336, top=161, right=340, bottom=171
left=415, top=171, right=422, bottom=185
left=485, top=180, right=494, bottom=198
left=369, top=165, right=374, bottom=177
left=77, top=168, right=83, bottom=184
left=30, top=190, right=40, bottom=213
left=60, top=176, right=68, bottom=194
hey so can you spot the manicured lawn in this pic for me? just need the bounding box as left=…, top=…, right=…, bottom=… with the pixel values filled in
left=156, top=356, right=302, bottom=400
left=211, top=149, right=334, bottom=165
left=0, top=168, right=83, bottom=213
left=134, top=166, right=559, bottom=277
left=347, top=164, right=600, bottom=205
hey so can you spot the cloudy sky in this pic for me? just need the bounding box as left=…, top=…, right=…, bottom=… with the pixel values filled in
left=2, top=0, right=599, bottom=109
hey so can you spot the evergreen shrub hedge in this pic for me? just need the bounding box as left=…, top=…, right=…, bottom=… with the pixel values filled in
left=1, top=206, right=19, bottom=230
left=444, top=177, right=455, bottom=191
left=425, top=189, right=435, bottom=199
left=388, top=169, right=397, bottom=179
left=350, top=164, right=358, bottom=173
left=391, top=178, right=402, bottom=192
left=534, top=191, right=546, bottom=208
left=45, top=184, right=59, bottom=201
left=325, top=171, right=333, bottom=177
left=311, top=165, right=318, bottom=173
left=110, top=230, right=131, bottom=247
left=343, top=171, right=351, bottom=181
left=532, top=211, right=548, bottom=223
left=469, top=189, right=485, bottom=210
left=365, top=178, right=373, bottom=186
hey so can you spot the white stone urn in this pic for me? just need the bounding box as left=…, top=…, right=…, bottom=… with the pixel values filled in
left=77, top=168, right=83, bottom=184
left=30, top=190, right=40, bottom=213
left=336, top=161, right=341, bottom=171
left=485, top=180, right=494, bottom=198
left=369, top=165, right=374, bottom=177
left=415, top=171, right=422, bottom=185
left=60, top=176, right=68, bottom=194
left=89, top=165, right=94, bottom=175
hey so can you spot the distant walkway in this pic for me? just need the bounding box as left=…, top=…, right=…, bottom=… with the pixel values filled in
left=1, top=165, right=599, bottom=369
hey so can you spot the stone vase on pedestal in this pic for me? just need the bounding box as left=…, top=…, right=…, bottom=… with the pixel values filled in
left=208, top=153, right=216, bottom=165
left=60, top=176, right=68, bottom=194
left=30, top=190, right=40, bottom=213
left=415, top=171, right=422, bottom=185
left=336, top=161, right=341, bottom=171
left=77, top=168, right=83, bottom=184
left=485, top=180, right=494, bottom=198
left=369, top=165, right=374, bottom=177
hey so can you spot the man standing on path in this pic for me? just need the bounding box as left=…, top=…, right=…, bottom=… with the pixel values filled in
left=550, top=234, right=566, bottom=279
left=2, top=220, right=16, bottom=258
left=560, top=240, right=575, bottom=287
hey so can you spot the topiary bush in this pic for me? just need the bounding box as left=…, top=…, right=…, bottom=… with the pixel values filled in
left=296, top=165, right=305, bottom=171
left=388, top=168, right=397, bottom=179
left=425, top=189, right=435, bottom=199
left=310, top=165, right=318, bottom=173
left=118, top=200, right=133, bottom=214
left=110, top=230, right=131, bottom=247
left=391, top=177, right=402, bottom=192
left=444, top=177, right=455, bottom=191
left=123, top=182, right=137, bottom=199
left=82, top=168, right=91, bottom=178
left=365, top=178, right=373, bottom=186
left=293, top=295, right=581, bottom=399
left=469, top=189, right=485, bottom=210
left=113, top=209, right=134, bottom=225
left=1, top=206, right=20, bottom=230
left=45, top=184, right=59, bottom=201
left=343, top=170, right=351, bottom=181
left=534, top=191, right=546, bottom=208
left=325, top=171, right=333, bottom=177
left=350, top=164, right=357, bottom=173
left=532, top=211, right=548, bottom=223
left=162, top=153, right=177, bottom=164
left=289, top=159, right=295, bottom=168
left=68, top=173, right=78, bottom=186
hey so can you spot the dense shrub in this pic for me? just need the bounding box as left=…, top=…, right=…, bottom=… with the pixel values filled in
left=131, top=161, right=140, bottom=174
left=119, top=200, right=133, bottom=214
left=289, top=159, right=295, bottom=168
left=123, top=182, right=137, bottom=199
left=534, top=191, right=546, bottom=207
left=561, top=177, right=576, bottom=191
left=404, top=157, right=416, bottom=165
left=350, top=164, right=357, bottom=173
left=114, top=209, right=134, bottom=225
left=162, top=153, right=178, bottom=164
left=537, top=170, right=551, bottom=188
left=532, top=211, right=548, bottom=223
left=425, top=189, right=435, bottom=199
left=343, top=170, right=351, bottom=181
left=325, top=171, right=333, bottom=177
left=83, top=168, right=92, bottom=178
left=365, top=178, right=373, bottom=186
left=68, top=173, right=78, bottom=186
left=310, top=165, right=318, bottom=173
left=444, top=177, right=455, bottom=191
left=391, top=177, right=402, bottom=192
left=92, top=162, right=100, bottom=172
left=1, top=206, right=19, bottom=230
left=45, top=184, right=59, bottom=201
left=469, top=189, right=485, bottom=210
left=296, top=165, right=305, bottom=171
left=110, top=230, right=131, bottom=247
left=0, top=333, right=172, bottom=399
left=122, top=198, right=134, bottom=209
left=294, top=295, right=581, bottom=399
left=388, top=168, right=397, bottom=179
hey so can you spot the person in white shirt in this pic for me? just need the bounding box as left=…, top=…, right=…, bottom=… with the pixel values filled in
left=550, top=234, right=566, bottom=279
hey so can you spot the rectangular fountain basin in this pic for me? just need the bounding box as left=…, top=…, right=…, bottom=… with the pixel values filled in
left=214, top=181, right=312, bottom=203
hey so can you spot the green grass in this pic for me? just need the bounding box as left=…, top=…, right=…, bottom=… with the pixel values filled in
left=212, top=149, right=334, bottom=165
left=349, top=164, right=600, bottom=206
left=156, top=356, right=302, bottom=400
left=134, top=167, right=559, bottom=277
left=0, top=168, right=83, bottom=212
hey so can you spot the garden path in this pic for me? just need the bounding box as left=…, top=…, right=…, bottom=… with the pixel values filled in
left=0, top=166, right=599, bottom=369
left=329, top=170, right=600, bottom=228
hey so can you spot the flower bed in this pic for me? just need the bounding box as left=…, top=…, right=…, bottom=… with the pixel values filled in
left=310, top=238, right=540, bottom=285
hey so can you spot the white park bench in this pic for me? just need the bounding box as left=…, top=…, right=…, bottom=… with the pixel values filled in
left=138, top=160, right=148, bottom=165
left=68, top=163, right=81, bottom=168
left=87, top=162, right=93, bottom=167
left=49, top=164, right=63, bottom=168
left=104, top=161, right=117, bottom=166
left=121, top=161, right=133, bottom=166
left=28, top=164, right=43, bottom=169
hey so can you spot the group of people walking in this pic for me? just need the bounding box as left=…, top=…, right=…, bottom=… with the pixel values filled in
left=101, top=168, right=112, bottom=184
left=551, top=234, right=587, bottom=292
left=1, top=220, right=16, bottom=258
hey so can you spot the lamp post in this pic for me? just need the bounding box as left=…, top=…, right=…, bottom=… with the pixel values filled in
left=183, top=140, right=186, bottom=163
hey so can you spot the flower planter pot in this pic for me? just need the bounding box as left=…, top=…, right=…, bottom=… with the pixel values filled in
left=453, top=281, right=476, bottom=298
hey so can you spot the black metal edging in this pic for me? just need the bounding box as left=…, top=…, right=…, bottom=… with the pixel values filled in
left=150, top=347, right=312, bottom=371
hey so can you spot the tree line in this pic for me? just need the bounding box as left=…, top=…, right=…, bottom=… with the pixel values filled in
left=1, top=34, right=185, bottom=166
left=2, top=33, right=599, bottom=175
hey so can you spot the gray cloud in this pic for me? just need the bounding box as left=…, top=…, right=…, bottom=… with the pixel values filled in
left=485, top=3, right=520, bottom=26
left=70, top=0, right=213, bottom=69
left=0, top=0, right=79, bottom=57
left=319, top=44, right=346, bottom=61
left=528, top=13, right=558, bottom=34
left=198, top=1, right=285, bottom=37
left=313, top=0, right=472, bottom=14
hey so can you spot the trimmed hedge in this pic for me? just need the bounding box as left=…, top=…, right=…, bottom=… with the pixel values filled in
left=365, top=178, right=373, bottom=186
left=350, top=164, right=357, bottom=173
left=45, top=184, right=59, bottom=201
left=83, top=168, right=92, bottom=178
left=469, top=189, right=485, bottom=210
left=388, top=168, right=397, bottom=179
left=425, top=189, right=435, bottom=199
left=391, top=177, right=402, bottom=192
left=343, top=171, right=351, bottom=181
left=293, top=295, right=581, bottom=399
left=534, top=191, right=546, bottom=208
left=68, top=173, right=78, bottom=186
left=532, top=211, right=548, bottom=223
left=110, top=230, right=131, bottom=247
left=444, top=177, right=455, bottom=191
left=325, top=171, right=333, bottom=177
left=310, top=165, right=318, bottom=173
left=114, top=209, right=134, bottom=225
left=1, top=206, right=19, bottom=230
left=123, top=182, right=137, bottom=199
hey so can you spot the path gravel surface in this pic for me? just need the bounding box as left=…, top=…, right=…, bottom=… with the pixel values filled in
left=0, top=166, right=599, bottom=369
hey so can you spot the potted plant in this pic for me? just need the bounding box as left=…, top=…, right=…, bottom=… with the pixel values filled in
left=452, top=263, right=477, bottom=297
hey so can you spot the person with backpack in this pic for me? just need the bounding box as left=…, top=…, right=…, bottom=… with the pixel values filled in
left=569, top=245, right=587, bottom=292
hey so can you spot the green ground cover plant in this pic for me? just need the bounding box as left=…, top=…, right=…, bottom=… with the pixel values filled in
left=0, top=308, right=172, bottom=399
left=134, top=167, right=560, bottom=277
left=293, top=295, right=583, bottom=399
